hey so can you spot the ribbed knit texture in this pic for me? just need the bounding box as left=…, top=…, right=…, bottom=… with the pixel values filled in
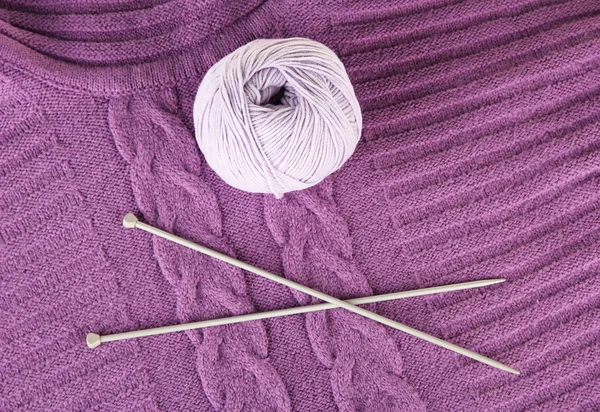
left=1, top=0, right=599, bottom=411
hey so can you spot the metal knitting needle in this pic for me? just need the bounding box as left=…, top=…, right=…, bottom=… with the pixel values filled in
left=89, top=278, right=503, bottom=346
left=106, top=213, right=519, bottom=375
left=87, top=278, right=503, bottom=347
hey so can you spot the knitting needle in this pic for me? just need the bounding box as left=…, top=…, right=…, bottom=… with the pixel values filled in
left=113, top=213, right=519, bottom=375
left=87, top=278, right=503, bottom=348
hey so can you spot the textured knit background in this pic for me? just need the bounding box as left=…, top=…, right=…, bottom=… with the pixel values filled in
left=1, top=0, right=599, bottom=411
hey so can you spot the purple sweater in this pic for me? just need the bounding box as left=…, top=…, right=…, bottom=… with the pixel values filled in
left=1, top=0, right=599, bottom=410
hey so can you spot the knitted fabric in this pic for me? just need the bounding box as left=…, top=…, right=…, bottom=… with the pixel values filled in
left=1, top=0, right=599, bottom=411
left=263, top=182, right=425, bottom=411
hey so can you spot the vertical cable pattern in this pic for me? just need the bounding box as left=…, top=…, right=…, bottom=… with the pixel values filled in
left=263, top=179, right=425, bottom=411
left=108, top=88, right=291, bottom=411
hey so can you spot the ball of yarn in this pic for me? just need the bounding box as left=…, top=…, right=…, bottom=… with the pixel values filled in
left=193, top=38, right=362, bottom=198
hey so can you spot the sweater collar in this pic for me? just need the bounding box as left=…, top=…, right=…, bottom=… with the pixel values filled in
left=0, top=0, right=276, bottom=96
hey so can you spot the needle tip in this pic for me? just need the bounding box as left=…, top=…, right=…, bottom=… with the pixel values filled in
left=123, top=213, right=138, bottom=229
left=498, top=363, right=520, bottom=375
left=87, top=333, right=101, bottom=349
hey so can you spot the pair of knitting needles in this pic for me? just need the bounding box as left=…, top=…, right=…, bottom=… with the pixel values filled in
left=87, top=213, right=519, bottom=375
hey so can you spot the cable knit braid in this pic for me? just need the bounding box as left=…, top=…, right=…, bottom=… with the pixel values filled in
left=263, top=180, right=425, bottom=411
left=108, top=88, right=290, bottom=412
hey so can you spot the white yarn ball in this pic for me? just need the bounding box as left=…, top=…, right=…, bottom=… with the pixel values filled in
left=193, top=38, right=362, bottom=198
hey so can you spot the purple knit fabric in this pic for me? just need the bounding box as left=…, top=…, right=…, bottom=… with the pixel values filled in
left=1, top=0, right=599, bottom=411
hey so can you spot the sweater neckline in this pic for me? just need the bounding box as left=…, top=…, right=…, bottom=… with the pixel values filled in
left=0, top=0, right=275, bottom=96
